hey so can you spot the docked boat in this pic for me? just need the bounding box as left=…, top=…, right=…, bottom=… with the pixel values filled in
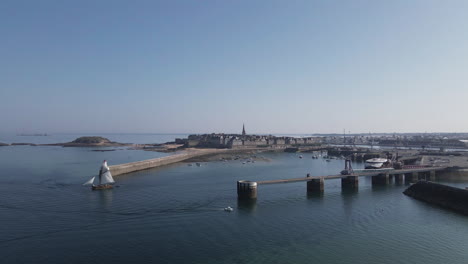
left=83, top=160, right=115, bottom=190
left=365, top=158, right=389, bottom=169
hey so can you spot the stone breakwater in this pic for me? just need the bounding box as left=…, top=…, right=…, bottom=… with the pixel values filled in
left=403, top=181, right=468, bottom=215
left=109, top=148, right=233, bottom=176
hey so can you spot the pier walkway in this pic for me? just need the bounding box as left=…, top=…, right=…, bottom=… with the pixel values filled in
left=237, top=166, right=448, bottom=199
left=257, top=167, right=447, bottom=185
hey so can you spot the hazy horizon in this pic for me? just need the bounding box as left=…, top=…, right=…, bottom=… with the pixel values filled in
left=2, top=1, right=468, bottom=134
left=5, top=130, right=468, bottom=136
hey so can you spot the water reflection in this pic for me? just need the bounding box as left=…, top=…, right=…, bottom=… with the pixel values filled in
left=371, top=184, right=392, bottom=192
left=99, top=189, right=114, bottom=208
left=341, top=187, right=359, bottom=196
left=306, top=191, right=324, bottom=199
left=86, top=188, right=114, bottom=210
left=237, top=199, right=257, bottom=213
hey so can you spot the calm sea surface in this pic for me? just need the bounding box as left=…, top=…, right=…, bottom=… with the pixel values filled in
left=1, top=134, right=467, bottom=263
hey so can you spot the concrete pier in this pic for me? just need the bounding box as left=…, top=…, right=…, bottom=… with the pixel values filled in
left=237, top=180, right=258, bottom=200
left=421, top=171, right=430, bottom=181
left=372, top=173, right=389, bottom=185
left=110, top=149, right=230, bottom=176
left=429, top=170, right=436, bottom=181
left=307, top=178, right=324, bottom=193
left=405, top=172, right=419, bottom=183
left=341, top=176, right=359, bottom=188
left=394, top=174, right=404, bottom=184
left=241, top=167, right=447, bottom=197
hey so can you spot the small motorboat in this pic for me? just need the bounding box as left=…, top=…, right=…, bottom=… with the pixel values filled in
left=196, top=163, right=201, bottom=167
left=224, top=206, right=234, bottom=212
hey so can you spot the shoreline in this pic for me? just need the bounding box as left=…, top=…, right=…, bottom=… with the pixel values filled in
left=3, top=139, right=468, bottom=175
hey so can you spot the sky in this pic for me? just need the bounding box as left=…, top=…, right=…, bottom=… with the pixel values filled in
left=1, top=0, right=468, bottom=134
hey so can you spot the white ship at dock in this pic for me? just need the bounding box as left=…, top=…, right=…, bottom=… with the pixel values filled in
left=365, top=158, right=390, bottom=169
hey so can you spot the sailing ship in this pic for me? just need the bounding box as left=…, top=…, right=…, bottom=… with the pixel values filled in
left=83, top=160, right=115, bottom=190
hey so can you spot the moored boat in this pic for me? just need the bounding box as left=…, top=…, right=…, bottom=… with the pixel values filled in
left=365, top=158, right=389, bottom=169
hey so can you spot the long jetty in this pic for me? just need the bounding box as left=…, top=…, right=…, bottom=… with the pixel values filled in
left=237, top=166, right=448, bottom=200
left=110, top=148, right=230, bottom=176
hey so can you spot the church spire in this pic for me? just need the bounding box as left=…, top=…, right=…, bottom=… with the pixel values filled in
left=242, top=123, right=246, bottom=136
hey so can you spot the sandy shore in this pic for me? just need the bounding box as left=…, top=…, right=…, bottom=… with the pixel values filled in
left=184, top=150, right=271, bottom=162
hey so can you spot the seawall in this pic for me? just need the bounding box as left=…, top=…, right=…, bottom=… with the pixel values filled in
left=109, top=148, right=231, bottom=176
left=403, top=181, right=468, bottom=215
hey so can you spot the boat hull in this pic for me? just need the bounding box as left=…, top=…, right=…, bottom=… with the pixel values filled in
left=92, top=184, right=113, bottom=190
left=365, top=163, right=384, bottom=169
left=365, top=158, right=389, bottom=169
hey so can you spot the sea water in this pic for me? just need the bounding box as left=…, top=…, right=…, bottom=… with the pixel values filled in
left=0, top=134, right=467, bottom=264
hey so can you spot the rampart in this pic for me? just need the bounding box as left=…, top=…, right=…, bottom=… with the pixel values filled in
left=110, top=149, right=228, bottom=176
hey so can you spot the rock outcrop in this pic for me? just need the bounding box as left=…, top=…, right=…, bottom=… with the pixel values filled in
left=71, top=136, right=112, bottom=144
left=45, top=136, right=127, bottom=147
left=403, top=181, right=468, bottom=215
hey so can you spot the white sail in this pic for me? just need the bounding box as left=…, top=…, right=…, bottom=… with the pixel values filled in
left=92, top=160, right=115, bottom=186
left=101, top=170, right=115, bottom=184
left=83, top=176, right=95, bottom=186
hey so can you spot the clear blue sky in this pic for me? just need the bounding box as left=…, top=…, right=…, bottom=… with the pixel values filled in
left=2, top=0, right=468, bottom=134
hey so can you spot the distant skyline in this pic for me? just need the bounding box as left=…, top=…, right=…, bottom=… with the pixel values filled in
left=2, top=1, right=468, bottom=134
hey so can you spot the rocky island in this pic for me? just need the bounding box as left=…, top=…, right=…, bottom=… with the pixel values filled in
left=47, top=136, right=129, bottom=147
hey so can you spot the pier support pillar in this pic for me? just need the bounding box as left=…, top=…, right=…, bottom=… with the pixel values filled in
left=429, top=170, right=436, bottom=181
left=394, top=174, right=404, bottom=184
left=237, top=181, right=257, bottom=200
left=342, top=176, right=359, bottom=189
left=372, top=173, right=389, bottom=185
left=307, top=178, right=324, bottom=193
left=405, top=172, right=419, bottom=183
